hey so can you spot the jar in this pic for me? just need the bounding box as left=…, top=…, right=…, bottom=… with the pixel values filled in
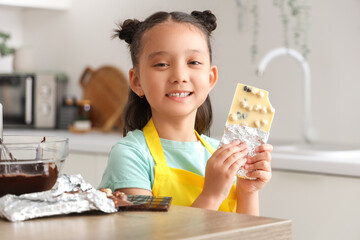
left=76, top=99, right=91, bottom=121
left=72, top=99, right=92, bottom=131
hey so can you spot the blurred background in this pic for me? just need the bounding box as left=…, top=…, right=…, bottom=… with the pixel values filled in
left=1, top=0, right=359, bottom=144
left=1, top=1, right=360, bottom=239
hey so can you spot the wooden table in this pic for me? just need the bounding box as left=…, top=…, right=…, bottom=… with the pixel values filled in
left=0, top=205, right=291, bottom=239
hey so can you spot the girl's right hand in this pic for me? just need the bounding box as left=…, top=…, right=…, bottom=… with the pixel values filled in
left=201, top=140, right=248, bottom=205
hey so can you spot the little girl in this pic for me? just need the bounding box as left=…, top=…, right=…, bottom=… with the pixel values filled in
left=99, top=10, right=272, bottom=215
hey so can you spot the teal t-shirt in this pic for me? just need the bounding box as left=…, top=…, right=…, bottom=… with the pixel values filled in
left=98, top=129, right=219, bottom=192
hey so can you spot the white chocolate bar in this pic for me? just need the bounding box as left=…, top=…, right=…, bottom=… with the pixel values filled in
left=221, top=83, right=275, bottom=180
left=226, top=84, right=275, bottom=132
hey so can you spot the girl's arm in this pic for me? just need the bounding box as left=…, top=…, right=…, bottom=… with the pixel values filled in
left=236, top=144, right=273, bottom=215
left=236, top=189, right=259, bottom=215
left=192, top=140, right=248, bottom=210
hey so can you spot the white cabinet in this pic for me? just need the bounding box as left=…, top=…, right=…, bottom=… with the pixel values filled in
left=61, top=151, right=109, bottom=188
left=259, top=170, right=360, bottom=240
left=0, top=0, right=70, bottom=10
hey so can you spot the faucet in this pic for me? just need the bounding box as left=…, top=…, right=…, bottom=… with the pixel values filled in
left=256, top=47, right=314, bottom=143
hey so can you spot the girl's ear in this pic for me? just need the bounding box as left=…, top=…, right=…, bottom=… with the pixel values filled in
left=129, top=68, right=144, bottom=97
left=209, top=65, right=218, bottom=90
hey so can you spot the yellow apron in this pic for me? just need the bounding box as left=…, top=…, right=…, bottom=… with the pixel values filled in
left=143, top=118, right=236, bottom=212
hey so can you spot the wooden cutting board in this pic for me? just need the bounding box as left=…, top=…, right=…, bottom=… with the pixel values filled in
left=79, top=65, right=129, bottom=132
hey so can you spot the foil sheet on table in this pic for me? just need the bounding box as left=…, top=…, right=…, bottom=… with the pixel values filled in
left=0, top=174, right=117, bottom=222
left=219, top=123, right=269, bottom=180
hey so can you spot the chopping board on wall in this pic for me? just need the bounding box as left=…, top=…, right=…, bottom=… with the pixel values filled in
left=79, top=65, right=129, bottom=132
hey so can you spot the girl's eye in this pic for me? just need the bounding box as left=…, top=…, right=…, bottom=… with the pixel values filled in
left=189, top=61, right=201, bottom=65
left=154, top=63, right=168, bottom=67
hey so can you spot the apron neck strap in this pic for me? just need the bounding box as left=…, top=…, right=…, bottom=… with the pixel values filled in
left=143, top=118, right=167, bottom=167
left=195, top=131, right=215, bottom=155
left=143, top=118, right=215, bottom=166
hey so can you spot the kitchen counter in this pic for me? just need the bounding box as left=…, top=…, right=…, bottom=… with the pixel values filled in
left=0, top=205, right=291, bottom=240
left=3, top=129, right=122, bottom=154
left=5, top=129, right=360, bottom=178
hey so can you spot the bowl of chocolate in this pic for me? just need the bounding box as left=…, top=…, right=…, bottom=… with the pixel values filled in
left=0, top=136, right=69, bottom=197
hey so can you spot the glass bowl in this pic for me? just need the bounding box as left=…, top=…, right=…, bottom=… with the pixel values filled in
left=0, top=136, right=69, bottom=197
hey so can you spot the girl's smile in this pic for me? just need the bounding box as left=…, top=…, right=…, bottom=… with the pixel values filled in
left=166, top=91, right=193, bottom=99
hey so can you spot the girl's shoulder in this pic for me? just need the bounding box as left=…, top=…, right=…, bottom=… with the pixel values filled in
left=111, top=129, right=148, bottom=153
left=118, top=129, right=146, bottom=145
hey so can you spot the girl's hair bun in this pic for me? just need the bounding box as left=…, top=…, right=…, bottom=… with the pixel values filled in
left=114, top=19, right=142, bottom=44
left=191, top=10, right=217, bottom=33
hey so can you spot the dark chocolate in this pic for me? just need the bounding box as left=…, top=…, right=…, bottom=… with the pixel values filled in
left=0, top=164, right=58, bottom=197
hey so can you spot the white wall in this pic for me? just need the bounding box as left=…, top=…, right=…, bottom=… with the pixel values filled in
left=1, top=0, right=360, bottom=145
left=0, top=7, right=23, bottom=48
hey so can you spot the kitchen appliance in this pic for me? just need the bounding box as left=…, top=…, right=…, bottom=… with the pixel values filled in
left=0, top=72, right=67, bottom=128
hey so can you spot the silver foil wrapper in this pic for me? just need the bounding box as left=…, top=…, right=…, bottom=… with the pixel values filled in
left=0, top=174, right=117, bottom=222
left=219, top=123, right=269, bottom=180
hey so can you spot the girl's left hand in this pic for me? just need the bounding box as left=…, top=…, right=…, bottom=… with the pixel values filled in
left=237, top=144, right=273, bottom=193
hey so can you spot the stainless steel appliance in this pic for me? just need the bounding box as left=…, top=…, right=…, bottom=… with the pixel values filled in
left=0, top=72, right=67, bottom=128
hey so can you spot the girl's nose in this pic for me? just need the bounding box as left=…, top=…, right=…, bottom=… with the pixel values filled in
left=169, top=63, right=189, bottom=83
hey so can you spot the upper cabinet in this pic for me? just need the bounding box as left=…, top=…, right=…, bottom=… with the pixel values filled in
left=0, top=0, right=70, bottom=10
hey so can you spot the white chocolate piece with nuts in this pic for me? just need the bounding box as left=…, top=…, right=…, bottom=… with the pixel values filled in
left=226, top=83, right=275, bottom=132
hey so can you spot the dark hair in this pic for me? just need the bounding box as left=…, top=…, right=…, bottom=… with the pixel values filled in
left=114, top=10, right=217, bottom=136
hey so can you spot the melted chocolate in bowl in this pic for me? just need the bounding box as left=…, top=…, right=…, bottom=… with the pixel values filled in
left=0, top=163, right=58, bottom=197
left=0, top=136, right=68, bottom=197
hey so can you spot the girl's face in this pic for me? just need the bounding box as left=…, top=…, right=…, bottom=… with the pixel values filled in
left=129, top=21, right=217, bottom=122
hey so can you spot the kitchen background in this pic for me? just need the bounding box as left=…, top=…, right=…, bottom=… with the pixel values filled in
left=1, top=0, right=360, bottom=239
left=1, top=0, right=360, bottom=144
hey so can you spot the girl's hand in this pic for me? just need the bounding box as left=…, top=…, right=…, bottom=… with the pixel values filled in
left=237, top=144, right=273, bottom=193
left=201, top=140, right=248, bottom=204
